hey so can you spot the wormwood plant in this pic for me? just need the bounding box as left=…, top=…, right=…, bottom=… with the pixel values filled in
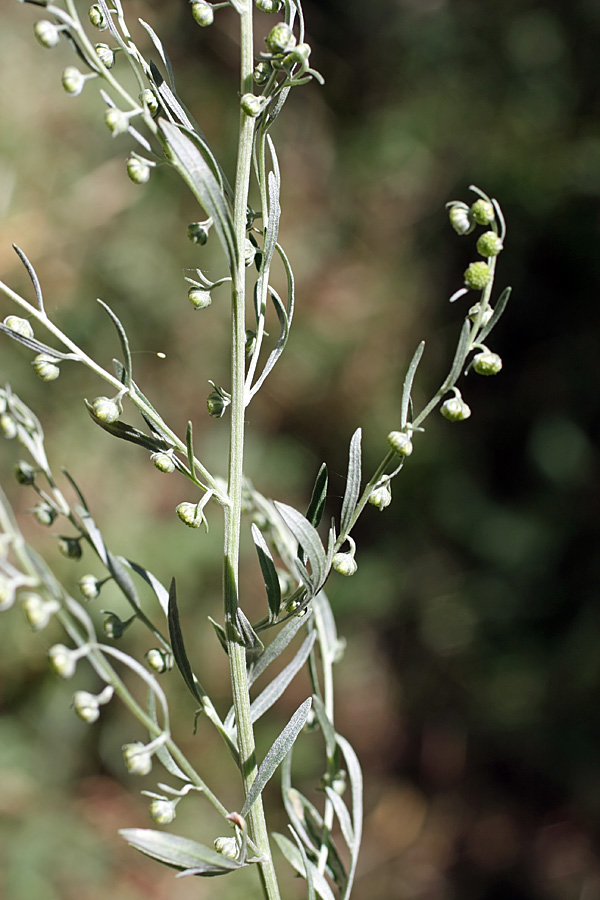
left=0, top=1, right=513, bottom=898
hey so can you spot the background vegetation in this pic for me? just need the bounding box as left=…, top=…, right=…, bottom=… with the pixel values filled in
left=1, top=1, right=599, bottom=898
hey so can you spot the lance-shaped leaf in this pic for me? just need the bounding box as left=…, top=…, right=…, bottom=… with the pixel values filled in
left=274, top=502, right=327, bottom=595
left=83, top=404, right=170, bottom=452
left=235, top=607, right=264, bottom=663
left=241, top=697, right=312, bottom=817
left=119, top=829, right=244, bottom=875
left=252, top=524, right=281, bottom=622
left=478, top=285, right=512, bottom=344
left=97, top=298, right=132, bottom=388
left=273, top=833, right=336, bottom=900
left=159, top=119, right=237, bottom=269
left=400, top=341, right=425, bottom=429
left=305, top=463, right=328, bottom=529
left=441, top=318, right=471, bottom=392
left=335, top=734, right=363, bottom=900
left=12, top=244, right=44, bottom=312
left=168, top=578, right=203, bottom=704
left=249, top=632, right=315, bottom=724
left=289, top=827, right=316, bottom=900
left=249, top=613, right=310, bottom=687
left=123, top=559, right=170, bottom=619
left=0, top=322, right=74, bottom=360
left=340, top=428, right=362, bottom=539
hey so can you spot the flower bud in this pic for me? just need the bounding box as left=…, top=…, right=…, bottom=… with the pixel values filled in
left=206, top=385, right=230, bottom=418
left=265, top=22, right=296, bottom=55
left=214, top=837, right=238, bottom=859
left=283, top=42, right=311, bottom=68
left=150, top=451, right=176, bottom=473
left=139, top=88, right=158, bottom=116
left=253, top=60, right=272, bottom=85
left=104, top=107, right=129, bottom=136
left=448, top=203, right=473, bottom=235
left=0, top=414, right=18, bottom=439
left=79, top=574, right=102, bottom=601
left=123, top=741, right=153, bottom=776
left=470, top=198, right=495, bottom=226
left=191, top=1, right=214, bottom=26
left=72, top=690, right=100, bottom=723
left=0, top=576, right=17, bottom=612
left=440, top=396, right=471, bottom=422
left=472, top=350, right=503, bottom=376
left=32, top=501, right=57, bottom=527
left=89, top=4, right=107, bottom=29
left=126, top=155, right=151, bottom=185
left=95, top=42, right=115, bottom=68
left=102, top=611, right=131, bottom=639
left=255, top=0, right=282, bottom=11
left=188, top=287, right=212, bottom=310
left=58, top=536, right=83, bottom=560
left=244, top=238, right=257, bottom=266
left=332, top=552, right=357, bottom=577
left=464, top=261, right=491, bottom=291
left=3, top=315, right=34, bottom=338
left=89, top=395, right=122, bottom=423
left=32, top=353, right=60, bottom=382
left=149, top=797, right=177, bottom=824
left=176, top=501, right=205, bottom=528
left=21, top=593, right=59, bottom=631
left=468, top=303, right=493, bottom=326
left=14, top=461, right=36, bottom=486
left=240, top=93, right=266, bottom=118
left=146, top=648, right=173, bottom=673
left=62, top=66, right=86, bottom=96
left=387, top=430, right=413, bottom=457
left=368, top=483, right=392, bottom=510
left=48, top=643, right=77, bottom=679
left=34, top=20, right=61, bottom=49
left=476, top=230, right=503, bottom=258
left=245, top=329, right=257, bottom=358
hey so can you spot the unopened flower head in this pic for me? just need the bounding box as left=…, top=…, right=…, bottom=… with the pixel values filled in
left=387, top=430, right=413, bottom=457
left=464, top=261, right=491, bottom=291
left=368, top=482, right=392, bottom=510
left=150, top=451, right=176, bottom=473
left=265, top=22, right=296, bottom=55
left=123, top=742, right=153, bottom=776
left=89, top=4, right=108, bottom=29
left=58, top=536, right=82, bottom=560
left=188, top=287, right=212, bottom=310
left=146, top=648, right=173, bottom=673
left=104, top=107, right=130, bottom=136
left=253, top=60, right=271, bottom=85
left=32, top=353, right=60, bottom=382
left=0, top=414, right=18, bottom=439
left=89, top=395, right=122, bottom=423
left=21, top=592, right=59, bottom=632
left=3, top=315, right=34, bottom=338
left=332, top=552, right=357, bottom=577
left=472, top=350, right=503, bottom=376
left=448, top=203, right=473, bottom=235
left=32, top=501, right=57, bottom=527
left=48, top=643, right=77, bottom=679
left=14, top=461, right=36, bottom=485
left=78, top=574, right=102, bottom=601
left=192, top=1, right=214, bottom=26
left=34, top=20, right=61, bottom=50
left=0, top=576, right=17, bottom=612
left=176, top=502, right=205, bottom=529
left=95, top=43, right=115, bottom=68
left=441, top=396, right=471, bottom=422
left=470, top=198, right=495, bottom=226
left=476, top=231, right=503, bottom=258
left=126, top=156, right=152, bottom=185
left=62, top=66, right=86, bottom=97
left=139, top=88, right=158, bottom=116
left=149, top=797, right=177, bottom=824
left=72, top=690, right=101, bottom=723
left=468, top=303, right=493, bottom=326
left=255, top=0, right=282, bottom=11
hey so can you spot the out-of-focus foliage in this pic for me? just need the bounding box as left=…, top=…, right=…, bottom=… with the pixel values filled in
left=1, top=1, right=599, bottom=899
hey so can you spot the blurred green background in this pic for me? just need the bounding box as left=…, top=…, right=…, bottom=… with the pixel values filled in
left=1, top=1, right=600, bottom=899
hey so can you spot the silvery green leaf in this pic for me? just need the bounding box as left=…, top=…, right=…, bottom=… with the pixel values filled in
left=289, top=827, right=316, bottom=900
left=262, top=137, right=281, bottom=272
left=12, top=244, right=44, bottom=312
left=311, top=694, right=336, bottom=763
left=400, top=341, right=425, bottom=429
left=324, top=787, right=354, bottom=850
left=305, top=463, right=328, bottom=529
left=83, top=405, right=169, bottom=452
left=138, top=18, right=175, bottom=88
left=159, top=120, right=237, bottom=268
left=235, top=608, right=264, bottom=663
left=119, top=829, right=243, bottom=874
left=97, top=299, right=132, bottom=388
left=340, top=428, right=362, bottom=539
left=209, top=616, right=228, bottom=654
left=241, top=697, right=312, bottom=817
left=123, top=559, right=170, bottom=618
left=478, top=286, right=512, bottom=344
left=273, top=833, right=336, bottom=900
left=274, top=502, right=326, bottom=594
left=249, top=613, right=310, bottom=687
left=442, top=319, right=471, bottom=392
left=252, top=524, right=281, bottom=622
left=168, top=577, right=204, bottom=704
left=312, top=591, right=340, bottom=666
left=335, top=734, right=363, bottom=900
left=249, top=632, right=315, bottom=724
left=281, top=753, right=317, bottom=850
left=0, top=323, right=72, bottom=360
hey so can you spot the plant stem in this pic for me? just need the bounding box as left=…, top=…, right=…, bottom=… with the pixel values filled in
left=223, top=5, right=281, bottom=899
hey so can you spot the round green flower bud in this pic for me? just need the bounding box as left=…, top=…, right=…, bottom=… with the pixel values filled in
left=440, top=396, right=471, bottom=422
left=470, top=198, right=495, bottom=226
left=102, top=611, right=129, bottom=639
left=476, top=230, right=503, bottom=258
left=150, top=451, right=176, bottom=473
left=214, top=837, right=238, bottom=859
left=332, top=552, right=357, bottom=577
left=0, top=576, right=16, bottom=612
left=89, top=395, right=122, bottom=423
left=123, top=741, right=153, bottom=776
left=32, top=353, right=61, bottom=381
left=62, top=66, right=85, bottom=96
left=448, top=204, right=473, bottom=235
left=192, top=1, right=214, bottom=26
left=104, top=107, right=129, bottom=136
left=255, top=0, right=282, bottom=11
left=79, top=574, right=101, bottom=601
left=387, top=430, right=413, bottom=457
left=176, top=501, right=204, bottom=528
left=368, top=483, right=392, bottom=510
left=206, top=387, right=230, bottom=417
left=253, top=60, right=272, bottom=85
left=240, top=93, right=266, bottom=118
left=89, top=4, right=107, bottom=29
left=21, top=593, right=59, bottom=632
left=149, top=798, right=177, bottom=824
left=265, top=22, right=296, bottom=55
left=188, top=287, right=212, bottom=310
left=472, top=350, right=503, bottom=376
left=0, top=414, right=18, bottom=440
left=188, top=220, right=211, bottom=244
left=126, top=155, right=151, bottom=184
left=34, top=20, right=61, bottom=49
left=32, top=501, right=57, bottom=527
left=283, top=42, right=311, bottom=68
left=468, top=303, right=493, bottom=326
left=139, top=88, right=158, bottom=116
left=14, top=461, right=36, bottom=485
left=58, top=536, right=83, bottom=560
left=4, top=315, right=34, bottom=338
left=72, top=690, right=100, bottom=723
left=95, top=42, right=115, bottom=68
left=48, top=644, right=77, bottom=679
left=464, top=261, right=491, bottom=291
left=146, top=648, right=173, bottom=673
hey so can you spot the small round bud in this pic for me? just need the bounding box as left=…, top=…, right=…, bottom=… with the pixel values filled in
left=472, top=350, right=503, bottom=376
left=102, top=611, right=130, bottom=639
left=72, top=690, right=100, bottom=723
left=3, top=315, right=34, bottom=338
left=214, top=837, right=238, bottom=859
left=470, top=198, right=495, bottom=226
left=32, top=501, right=57, bottom=527
left=245, top=329, right=257, bottom=358
left=188, top=287, right=212, bottom=310
left=32, top=353, right=60, bottom=381
left=468, top=303, right=493, bottom=326
left=123, top=741, right=153, bottom=776
left=387, top=430, right=413, bottom=457
left=240, top=93, right=266, bottom=118
left=253, top=60, right=272, bottom=85
left=368, top=483, right=392, bottom=510
left=191, top=1, right=214, bottom=26
left=78, top=574, right=101, bottom=601
left=448, top=204, right=473, bottom=235
left=104, top=107, right=129, bottom=136
left=89, top=5, right=108, bottom=29
left=206, top=389, right=228, bottom=418
left=0, top=576, right=16, bottom=612
left=146, top=648, right=173, bottom=673
left=48, top=644, right=77, bottom=679
left=58, top=536, right=83, bottom=560
left=282, top=42, right=311, bottom=68
left=149, top=798, right=177, bottom=824
left=89, top=395, right=122, bottom=423
left=126, top=155, right=151, bottom=184
left=332, top=552, right=358, bottom=577
left=176, top=502, right=204, bottom=528
left=62, top=66, right=85, bottom=97
left=139, top=88, right=158, bottom=116
left=440, top=396, right=471, bottom=422
left=0, top=414, right=18, bottom=440
left=464, top=261, right=491, bottom=291
left=188, top=221, right=211, bottom=244
left=21, top=593, right=59, bottom=632
left=329, top=770, right=347, bottom=796
left=34, top=20, right=61, bottom=49
left=255, top=0, right=282, bottom=11
left=95, top=42, right=115, bottom=68
left=476, top=230, right=503, bottom=258
left=14, top=461, right=36, bottom=486
left=150, top=451, right=176, bottom=473
left=265, top=22, right=296, bottom=55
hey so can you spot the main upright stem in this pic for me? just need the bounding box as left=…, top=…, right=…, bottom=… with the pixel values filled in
left=223, top=4, right=281, bottom=898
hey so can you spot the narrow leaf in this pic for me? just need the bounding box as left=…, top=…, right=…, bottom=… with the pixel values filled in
left=400, top=341, right=425, bottom=429
left=274, top=502, right=326, bottom=594
left=241, top=697, right=312, bottom=816
left=289, top=827, right=316, bottom=900
left=119, top=829, right=242, bottom=874
left=83, top=406, right=169, bottom=452
left=97, top=298, right=132, bottom=387
left=249, top=632, right=315, bottom=724
left=0, top=322, right=72, bottom=360
left=138, top=18, right=175, bottom=88
left=442, top=318, right=471, bottom=392
left=324, top=787, right=354, bottom=850
left=235, top=608, right=264, bottom=663
left=311, top=694, right=336, bottom=763
left=478, top=285, right=512, bottom=344
left=123, top=559, right=170, bottom=618
left=147, top=689, right=190, bottom=782
left=12, top=244, right=44, bottom=312
left=249, top=613, right=310, bottom=687
left=335, top=734, right=363, bottom=900
left=340, top=429, right=362, bottom=538
left=273, top=833, right=336, bottom=900
left=252, top=523, right=281, bottom=622
left=168, top=578, right=203, bottom=703
left=305, top=463, right=328, bottom=529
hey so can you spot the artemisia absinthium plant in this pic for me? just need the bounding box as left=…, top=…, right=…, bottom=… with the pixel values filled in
left=0, top=1, right=512, bottom=898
